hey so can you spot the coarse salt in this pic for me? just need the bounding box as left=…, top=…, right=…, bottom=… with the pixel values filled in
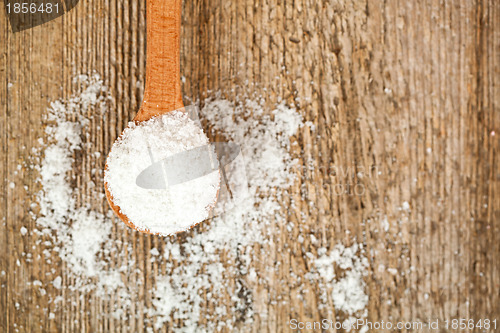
left=104, top=111, right=220, bottom=235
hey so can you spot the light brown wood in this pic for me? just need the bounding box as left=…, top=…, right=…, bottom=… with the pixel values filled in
left=0, top=0, right=499, bottom=332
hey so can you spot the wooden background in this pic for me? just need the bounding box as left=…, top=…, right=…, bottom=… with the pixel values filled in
left=1, top=0, right=499, bottom=332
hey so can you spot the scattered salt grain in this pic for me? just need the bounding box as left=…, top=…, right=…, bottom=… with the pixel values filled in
left=315, top=244, right=369, bottom=325
left=35, top=74, right=116, bottom=292
left=20, top=227, right=27, bottom=236
left=381, top=216, right=389, bottom=232
left=32, top=74, right=345, bottom=331
left=52, top=276, right=62, bottom=289
left=305, top=121, right=316, bottom=131
left=105, top=111, right=220, bottom=235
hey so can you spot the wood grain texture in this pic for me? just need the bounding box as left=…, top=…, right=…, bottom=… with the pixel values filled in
left=1, top=0, right=499, bottom=332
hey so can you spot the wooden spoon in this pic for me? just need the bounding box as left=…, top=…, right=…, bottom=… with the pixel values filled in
left=135, top=0, right=184, bottom=122
left=104, top=0, right=214, bottom=235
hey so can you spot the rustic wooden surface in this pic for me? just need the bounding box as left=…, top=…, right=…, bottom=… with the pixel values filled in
left=1, top=0, right=499, bottom=332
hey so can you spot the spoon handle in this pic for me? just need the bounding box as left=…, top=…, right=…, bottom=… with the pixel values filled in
left=135, top=0, right=184, bottom=122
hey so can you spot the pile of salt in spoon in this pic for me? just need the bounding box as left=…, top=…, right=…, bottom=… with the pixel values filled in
left=104, top=0, right=220, bottom=235
left=105, top=111, right=220, bottom=235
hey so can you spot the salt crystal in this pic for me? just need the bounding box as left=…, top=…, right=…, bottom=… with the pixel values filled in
left=52, top=276, right=62, bottom=289
left=381, top=217, right=389, bottom=232
left=20, top=227, right=27, bottom=236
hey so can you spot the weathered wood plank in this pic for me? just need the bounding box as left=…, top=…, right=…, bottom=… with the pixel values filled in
left=0, top=0, right=498, bottom=332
